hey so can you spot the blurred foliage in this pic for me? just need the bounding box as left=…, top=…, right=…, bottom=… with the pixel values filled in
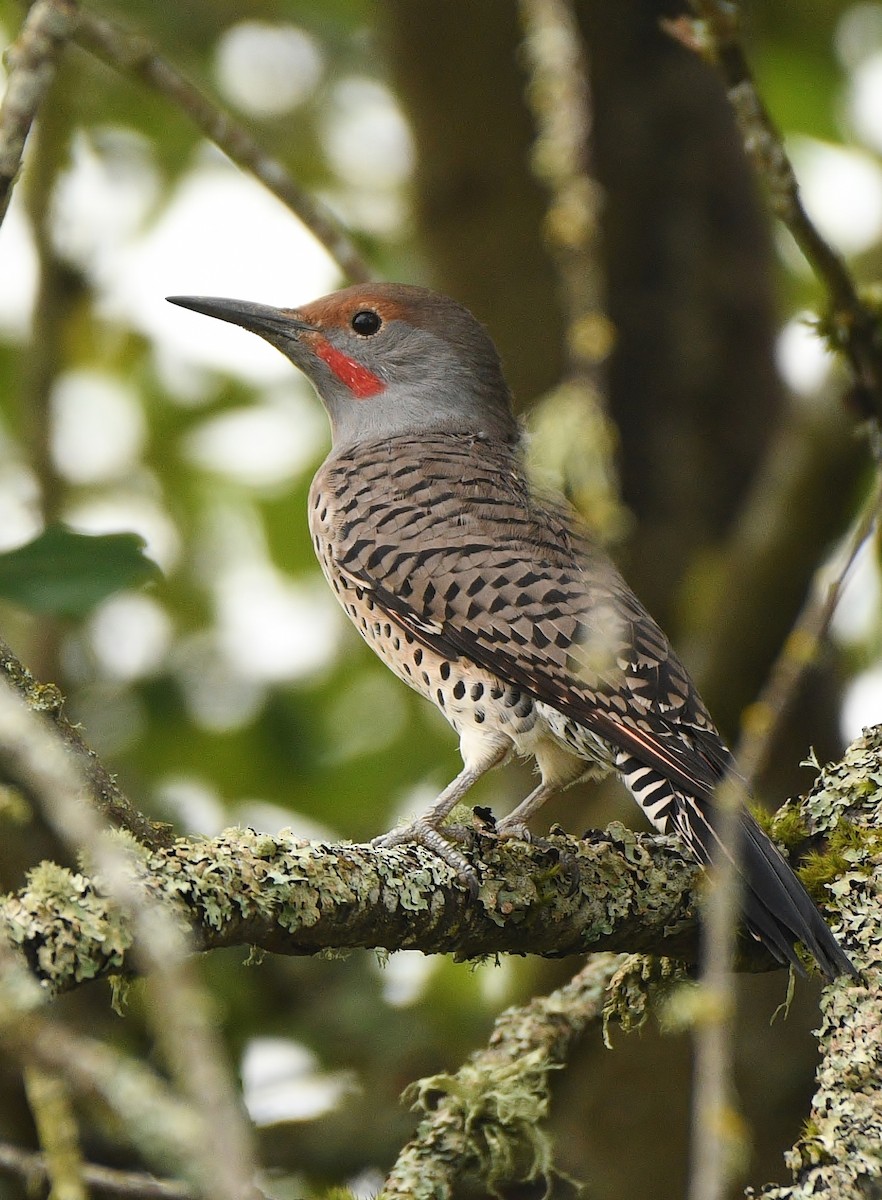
left=0, top=0, right=879, bottom=1196
left=0, top=526, right=159, bottom=615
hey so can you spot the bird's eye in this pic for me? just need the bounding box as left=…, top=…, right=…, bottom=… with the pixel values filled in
left=351, top=309, right=382, bottom=336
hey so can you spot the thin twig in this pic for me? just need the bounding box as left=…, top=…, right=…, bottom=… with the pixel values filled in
left=518, top=0, right=626, bottom=542
left=0, top=1141, right=195, bottom=1200
left=72, top=9, right=372, bottom=285
left=686, top=776, right=744, bottom=1200
left=663, top=9, right=882, bottom=1197
left=0, top=678, right=259, bottom=1200
left=687, top=487, right=881, bottom=1200
left=0, top=0, right=78, bottom=227
left=736, top=479, right=882, bottom=785
left=0, top=637, right=173, bottom=849
left=670, top=3, right=882, bottom=422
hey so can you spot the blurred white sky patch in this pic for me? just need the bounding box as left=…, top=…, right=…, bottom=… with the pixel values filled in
left=241, top=1038, right=356, bottom=1126
left=788, top=137, right=882, bottom=254
left=154, top=775, right=227, bottom=835
left=828, top=531, right=882, bottom=742
left=0, top=462, right=41, bottom=550
left=107, top=155, right=341, bottom=380
left=0, top=196, right=37, bottom=337
left=87, top=592, right=173, bottom=681
left=830, top=537, right=882, bottom=645
left=836, top=3, right=882, bottom=69
left=321, top=77, right=414, bottom=236
left=775, top=314, right=835, bottom=397
left=842, top=663, right=882, bottom=742
left=216, top=564, right=339, bottom=682
left=323, top=78, right=414, bottom=190
left=52, top=129, right=161, bottom=276
left=379, top=950, right=438, bottom=1008
left=173, top=629, right=266, bottom=731
left=51, top=370, right=147, bottom=484
left=183, top=384, right=327, bottom=489
left=214, top=22, right=324, bottom=117
left=846, top=52, right=882, bottom=153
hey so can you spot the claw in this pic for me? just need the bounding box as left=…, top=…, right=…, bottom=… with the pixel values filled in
left=372, top=819, right=481, bottom=897
left=492, top=817, right=532, bottom=842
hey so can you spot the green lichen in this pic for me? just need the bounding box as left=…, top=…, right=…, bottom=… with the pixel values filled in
left=4, top=861, right=133, bottom=991
left=602, top=954, right=683, bottom=1043
left=797, top=820, right=880, bottom=901
left=401, top=1049, right=558, bottom=1196
left=764, top=804, right=810, bottom=849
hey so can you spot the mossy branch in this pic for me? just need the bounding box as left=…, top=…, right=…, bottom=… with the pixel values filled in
left=3, top=824, right=703, bottom=994
left=0, top=637, right=174, bottom=850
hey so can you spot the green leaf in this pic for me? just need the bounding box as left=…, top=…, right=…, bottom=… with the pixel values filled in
left=0, top=525, right=161, bottom=617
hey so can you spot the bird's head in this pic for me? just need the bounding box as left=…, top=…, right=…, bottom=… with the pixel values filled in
left=167, top=283, right=518, bottom=451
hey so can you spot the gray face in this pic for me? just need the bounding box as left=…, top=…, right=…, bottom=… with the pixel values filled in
left=167, top=284, right=520, bottom=451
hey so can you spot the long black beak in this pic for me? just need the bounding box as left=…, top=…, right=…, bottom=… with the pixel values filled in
left=166, top=295, right=315, bottom=338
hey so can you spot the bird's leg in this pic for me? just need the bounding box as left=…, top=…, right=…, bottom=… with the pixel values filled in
left=373, top=736, right=510, bottom=883
left=495, top=740, right=590, bottom=841
left=493, top=781, right=558, bottom=841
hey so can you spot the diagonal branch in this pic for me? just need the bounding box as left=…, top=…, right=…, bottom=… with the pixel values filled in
left=73, top=9, right=373, bottom=285
left=0, top=675, right=258, bottom=1200
left=381, top=952, right=625, bottom=1198
left=0, top=0, right=78, bottom=227
left=0, top=636, right=173, bottom=849
left=673, top=3, right=882, bottom=423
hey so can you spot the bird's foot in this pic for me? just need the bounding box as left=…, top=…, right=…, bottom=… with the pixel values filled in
left=492, top=814, right=532, bottom=842
left=372, top=819, right=480, bottom=898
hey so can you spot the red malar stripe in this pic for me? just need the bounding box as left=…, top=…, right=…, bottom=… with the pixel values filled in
left=314, top=339, right=385, bottom=398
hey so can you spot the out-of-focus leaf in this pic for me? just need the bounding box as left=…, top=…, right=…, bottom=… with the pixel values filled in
left=0, top=525, right=161, bottom=616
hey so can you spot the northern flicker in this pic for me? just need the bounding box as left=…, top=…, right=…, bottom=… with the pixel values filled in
left=168, top=283, right=856, bottom=981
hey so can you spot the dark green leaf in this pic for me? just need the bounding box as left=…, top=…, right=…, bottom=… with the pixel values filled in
left=0, top=525, right=161, bottom=617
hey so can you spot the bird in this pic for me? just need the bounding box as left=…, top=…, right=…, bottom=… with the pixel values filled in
left=167, top=282, right=857, bottom=981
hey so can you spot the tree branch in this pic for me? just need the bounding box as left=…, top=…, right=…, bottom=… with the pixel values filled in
left=0, top=0, right=77, bottom=227
left=0, top=637, right=173, bottom=849
left=752, top=731, right=882, bottom=1197
left=2, top=822, right=702, bottom=992
left=72, top=9, right=373, bottom=285
left=672, top=4, right=882, bottom=424
left=381, top=952, right=625, bottom=1198
left=0, top=1142, right=194, bottom=1200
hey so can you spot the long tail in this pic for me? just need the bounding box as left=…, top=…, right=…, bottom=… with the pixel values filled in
left=738, top=811, right=858, bottom=982
left=617, top=753, right=858, bottom=981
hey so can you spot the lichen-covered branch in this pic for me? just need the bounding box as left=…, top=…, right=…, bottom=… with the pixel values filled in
left=380, top=952, right=625, bottom=1198
left=674, top=3, right=882, bottom=424
left=0, top=637, right=173, bottom=849
left=0, top=675, right=258, bottom=1200
left=2, top=823, right=701, bottom=993
left=754, top=731, right=882, bottom=1198
left=0, top=0, right=78, bottom=227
